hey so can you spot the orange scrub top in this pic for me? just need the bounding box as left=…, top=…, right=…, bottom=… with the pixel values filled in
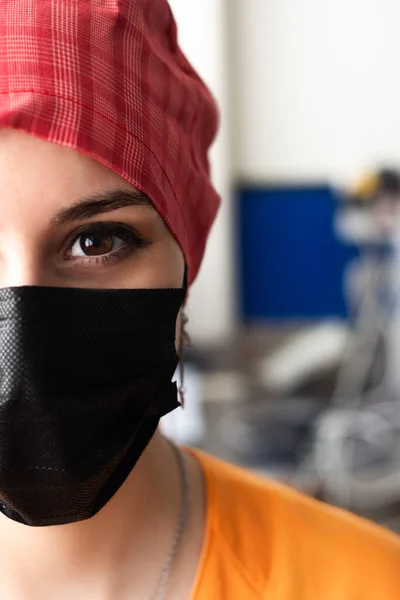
left=187, top=448, right=400, bottom=599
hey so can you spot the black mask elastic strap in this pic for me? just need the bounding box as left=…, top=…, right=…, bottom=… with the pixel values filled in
left=179, top=266, right=189, bottom=407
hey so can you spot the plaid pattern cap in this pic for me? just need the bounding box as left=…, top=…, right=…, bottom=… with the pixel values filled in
left=0, top=0, right=220, bottom=284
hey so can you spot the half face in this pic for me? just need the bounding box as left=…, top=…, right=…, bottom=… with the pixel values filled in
left=0, top=128, right=185, bottom=291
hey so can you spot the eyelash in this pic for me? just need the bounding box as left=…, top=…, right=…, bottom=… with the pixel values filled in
left=64, top=223, right=151, bottom=266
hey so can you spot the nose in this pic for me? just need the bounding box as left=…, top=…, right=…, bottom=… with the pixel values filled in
left=3, top=265, right=44, bottom=288
left=0, top=234, right=47, bottom=288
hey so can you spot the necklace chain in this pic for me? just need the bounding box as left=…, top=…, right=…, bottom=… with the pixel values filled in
left=147, top=442, right=190, bottom=600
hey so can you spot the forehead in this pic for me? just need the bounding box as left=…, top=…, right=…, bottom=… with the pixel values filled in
left=0, top=128, right=140, bottom=205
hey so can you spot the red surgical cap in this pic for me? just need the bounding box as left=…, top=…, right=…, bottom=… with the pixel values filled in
left=0, top=0, right=220, bottom=285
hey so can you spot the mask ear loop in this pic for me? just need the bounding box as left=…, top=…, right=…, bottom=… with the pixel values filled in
left=179, top=268, right=189, bottom=408
left=179, top=313, right=191, bottom=408
left=179, top=327, right=186, bottom=409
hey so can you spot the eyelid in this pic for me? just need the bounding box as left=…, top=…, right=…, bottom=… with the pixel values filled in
left=61, top=222, right=152, bottom=273
left=65, top=221, right=151, bottom=251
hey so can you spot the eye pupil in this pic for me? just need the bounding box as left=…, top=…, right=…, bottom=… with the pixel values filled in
left=80, top=233, right=114, bottom=256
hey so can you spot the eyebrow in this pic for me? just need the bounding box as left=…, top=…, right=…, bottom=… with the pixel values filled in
left=52, top=188, right=155, bottom=225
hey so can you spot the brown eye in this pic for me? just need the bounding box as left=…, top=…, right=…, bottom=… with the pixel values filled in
left=66, top=223, right=152, bottom=265
left=69, top=228, right=126, bottom=258
left=79, top=232, right=114, bottom=256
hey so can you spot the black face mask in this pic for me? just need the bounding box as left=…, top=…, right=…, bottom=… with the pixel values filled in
left=0, top=285, right=185, bottom=527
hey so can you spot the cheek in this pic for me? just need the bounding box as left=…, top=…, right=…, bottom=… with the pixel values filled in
left=123, top=233, right=186, bottom=291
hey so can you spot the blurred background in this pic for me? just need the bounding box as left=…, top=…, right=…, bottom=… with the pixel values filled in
left=161, top=0, right=400, bottom=533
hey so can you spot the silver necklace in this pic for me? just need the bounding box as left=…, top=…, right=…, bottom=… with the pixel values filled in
left=147, top=442, right=190, bottom=600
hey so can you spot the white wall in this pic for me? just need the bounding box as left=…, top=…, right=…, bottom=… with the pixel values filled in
left=230, top=0, right=400, bottom=185
left=168, top=0, right=235, bottom=344
left=167, top=0, right=400, bottom=341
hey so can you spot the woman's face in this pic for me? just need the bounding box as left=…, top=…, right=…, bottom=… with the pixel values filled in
left=0, top=128, right=185, bottom=290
